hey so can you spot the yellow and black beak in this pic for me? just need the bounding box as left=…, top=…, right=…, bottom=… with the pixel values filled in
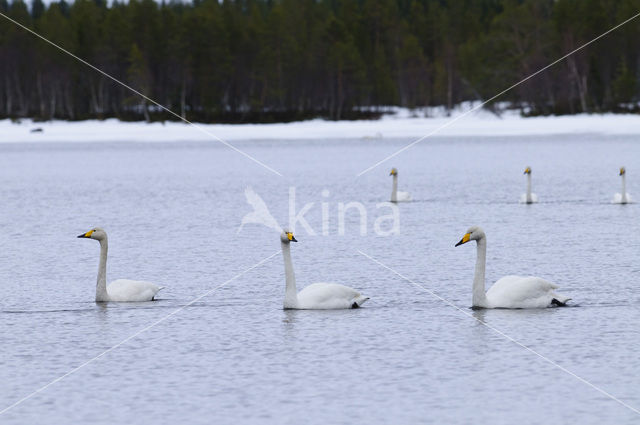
left=455, top=233, right=471, bottom=247
left=77, top=230, right=94, bottom=238
left=524, top=167, right=531, bottom=174
left=389, top=169, right=397, bottom=176
left=287, top=232, right=298, bottom=242
left=620, top=167, right=625, bottom=176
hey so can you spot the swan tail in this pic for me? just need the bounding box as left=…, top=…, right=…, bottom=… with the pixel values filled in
left=551, top=293, right=570, bottom=307
left=150, top=286, right=165, bottom=301
left=352, top=295, right=370, bottom=308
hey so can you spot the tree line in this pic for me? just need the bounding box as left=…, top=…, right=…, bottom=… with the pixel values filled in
left=0, top=0, right=639, bottom=123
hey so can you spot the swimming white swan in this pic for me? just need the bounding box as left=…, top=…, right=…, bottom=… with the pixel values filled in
left=455, top=226, right=570, bottom=309
left=78, top=228, right=163, bottom=302
left=280, top=230, right=369, bottom=309
left=613, top=167, right=632, bottom=204
left=390, top=168, right=411, bottom=202
left=520, top=166, right=538, bottom=204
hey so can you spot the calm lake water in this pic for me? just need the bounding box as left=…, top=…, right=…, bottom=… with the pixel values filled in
left=0, top=135, right=639, bottom=424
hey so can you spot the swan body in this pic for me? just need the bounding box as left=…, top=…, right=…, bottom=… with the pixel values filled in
left=390, top=168, right=412, bottom=202
left=519, top=193, right=539, bottom=204
left=296, top=283, right=369, bottom=309
left=104, top=279, right=162, bottom=302
left=485, top=276, right=565, bottom=309
left=280, top=230, right=369, bottom=309
left=613, top=193, right=631, bottom=204
left=455, top=226, right=569, bottom=309
left=520, top=166, right=538, bottom=204
left=78, top=228, right=163, bottom=302
left=613, top=167, right=632, bottom=204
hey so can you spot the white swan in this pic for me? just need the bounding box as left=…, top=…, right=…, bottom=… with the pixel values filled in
left=613, top=167, right=632, bottom=204
left=390, top=168, right=411, bottom=202
left=78, top=228, right=163, bottom=302
left=280, top=230, right=369, bottom=309
left=455, top=226, right=570, bottom=309
left=519, top=166, right=538, bottom=204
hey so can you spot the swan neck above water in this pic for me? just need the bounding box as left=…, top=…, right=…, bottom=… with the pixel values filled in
left=621, top=173, right=628, bottom=203
left=391, top=174, right=398, bottom=202
left=526, top=173, right=532, bottom=203
left=473, top=237, right=489, bottom=308
left=96, top=238, right=109, bottom=302
left=281, top=242, right=298, bottom=308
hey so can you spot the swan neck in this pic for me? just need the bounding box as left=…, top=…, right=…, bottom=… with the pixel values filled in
left=391, top=174, right=398, bottom=202
left=96, top=238, right=109, bottom=302
left=621, top=173, right=627, bottom=202
left=526, top=173, right=532, bottom=202
left=472, top=238, right=488, bottom=307
left=281, top=242, right=298, bottom=308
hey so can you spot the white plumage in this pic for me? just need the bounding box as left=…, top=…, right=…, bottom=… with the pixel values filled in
left=485, top=276, right=566, bottom=309
left=456, top=226, right=570, bottom=309
left=280, top=230, right=369, bottom=310
left=519, top=193, right=539, bottom=204
left=105, top=279, right=163, bottom=302
left=296, top=283, right=369, bottom=310
left=78, top=228, right=163, bottom=302
left=613, top=167, right=632, bottom=204
left=520, top=166, right=538, bottom=204
left=390, top=168, right=412, bottom=202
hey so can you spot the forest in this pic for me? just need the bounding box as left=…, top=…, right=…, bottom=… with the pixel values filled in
left=0, top=0, right=639, bottom=122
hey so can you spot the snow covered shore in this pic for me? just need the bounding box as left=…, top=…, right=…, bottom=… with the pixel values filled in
left=1, top=106, right=639, bottom=143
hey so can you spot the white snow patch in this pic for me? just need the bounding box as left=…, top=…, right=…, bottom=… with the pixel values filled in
left=1, top=104, right=639, bottom=143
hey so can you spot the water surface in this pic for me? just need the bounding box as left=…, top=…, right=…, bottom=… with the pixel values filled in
left=1, top=135, right=639, bottom=424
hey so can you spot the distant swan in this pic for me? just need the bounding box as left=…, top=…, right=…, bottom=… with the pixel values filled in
left=280, top=230, right=369, bottom=309
left=78, top=228, right=163, bottom=302
left=455, top=226, right=570, bottom=309
left=390, top=168, right=411, bottom=202
left=613, top=167, right=632, bottom=204
left=520, top=166, right=538, bottom=204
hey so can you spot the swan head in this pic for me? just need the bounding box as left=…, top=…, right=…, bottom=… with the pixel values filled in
left=455, top=226, right=485, bottom=246
left=280, top=229, right=297, bottom=244
left=389, top=168, right=398, bottom=176
left=524, top=167, right=531, bottom=175
left=620, top=167, right=626, bottom=176
left=77, top=227, right=107, bottom=241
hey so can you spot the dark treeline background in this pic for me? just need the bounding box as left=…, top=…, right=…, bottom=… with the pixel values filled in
left=1, top=0, right=639, bottom=122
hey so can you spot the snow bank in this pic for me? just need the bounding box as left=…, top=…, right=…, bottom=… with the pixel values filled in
left=1, top=105, right=639, bottom=143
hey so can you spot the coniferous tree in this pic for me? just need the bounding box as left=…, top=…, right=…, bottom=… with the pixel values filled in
left=0, top=0, right=638, bottom=122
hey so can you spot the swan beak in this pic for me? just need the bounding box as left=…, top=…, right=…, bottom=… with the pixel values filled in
left=77, top=230, right=94, bottom=238
left=524, top=167, right=531, bottom=174
left=287, top=232, right=297, bottom=242
left=620, top=168, right=625, bottom=175
left=455, top=233, right=470, bottom=247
